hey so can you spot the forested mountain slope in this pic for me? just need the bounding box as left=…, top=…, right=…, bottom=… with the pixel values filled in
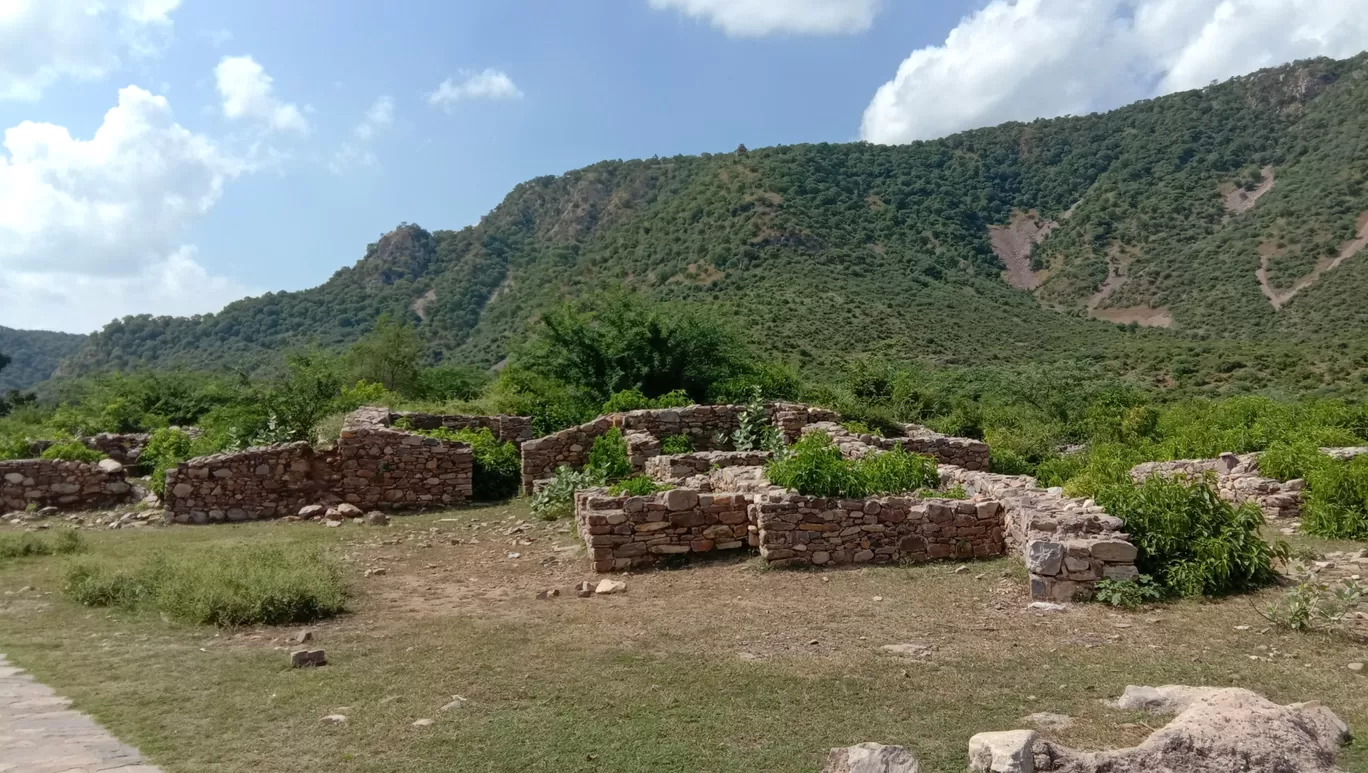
left=59, top=53, right=1368, bottom=394
left=0, top=327, right=88, bottom=391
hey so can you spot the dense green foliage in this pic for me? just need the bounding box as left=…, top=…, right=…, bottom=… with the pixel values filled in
left=530, top=466, right=604, bottom=521
left=0, top=326, right=86, bottom=391
left=38, top=440, right=106, bottom=463
left=63, top=546, right=348, bottom=627
left=765, top=433, right=939, bottom=498
left=660, top=434, right=694, bottom=454
left=585, top=428, right=631, bottom=482
left=1302, top=456, right=1368, bottom=539
left=1096, top=476, right=1278, bottom=597
left=607, top=476, right=672, bottom=496
left=44, top=55, right=1368, bottom=400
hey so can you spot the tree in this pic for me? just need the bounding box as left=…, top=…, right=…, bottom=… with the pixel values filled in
left=513, top=288, right=747, bottom=403
left=345, top=315, right=425, bottom=395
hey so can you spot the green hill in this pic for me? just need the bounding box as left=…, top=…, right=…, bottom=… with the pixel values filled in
left=0, top=327, right=88, bottom=391
left=59, top=53, right=1368, bottom=395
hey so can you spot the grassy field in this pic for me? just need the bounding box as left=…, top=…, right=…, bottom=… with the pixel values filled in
left=2, top=503, right=1367, bottom=773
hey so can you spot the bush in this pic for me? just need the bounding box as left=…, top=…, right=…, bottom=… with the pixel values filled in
left=989, top=448, right=1035, bottom=476
left=765, top=433, right=938, bottom=498
left=608, top=476, right=671, bottom=496
left=0, top=529, right=85, bottom=561
left=1096, top=476, right=1278, bottom=597
left=731, top=386, right=782, bottom=452
left=586, top=428, right=631, bottom=481
left=1302, top=456, right=1368, bottom=539
left=1035, top=454, right=1087, bottom=488
left=1092, top=575, right=1164, bottom=609
left=1264, top=569, right=1366, bottom=634
left=601, top=388, right=692, bottom=414
left=660, top=434, right=694, bottom=455
left=531, top=465, right=605, bottom=520
left=1258, top=441, right=1330, bottom=482
left=38, top=440, right=105, bottom=463
left=859, top=445, right=939, bottom=494
left=0, top=436, right=34, bottom=460
left=142, top=428, right=196, bottom=497
left=63, top=545, right=348, bottom=627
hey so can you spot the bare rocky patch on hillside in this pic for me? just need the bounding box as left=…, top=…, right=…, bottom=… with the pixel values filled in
left=1259, top=211, right=1368, bottom=310
left=1223, top=166, right=1276, bottom=215
left=991, top=210, right=1057, bottom=291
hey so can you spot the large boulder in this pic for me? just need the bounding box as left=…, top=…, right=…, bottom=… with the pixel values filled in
left=823, top=743, right=920, bottom=773
left=970, top=730, right=1036, bottom=773
left=1037, top=687, right=1350, bottom=773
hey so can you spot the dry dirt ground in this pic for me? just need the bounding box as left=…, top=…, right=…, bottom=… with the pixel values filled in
left=2, top=503, right=1368, bottom=773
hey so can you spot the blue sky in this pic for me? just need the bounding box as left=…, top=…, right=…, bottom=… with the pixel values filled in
left=2, top=0, right=1366, bottom=333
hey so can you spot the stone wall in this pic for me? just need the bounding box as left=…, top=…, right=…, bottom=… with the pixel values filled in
left=1, top=459, right=133, bottom=512
left=163, top=406, right=473, bottom=524
left=521, top=402, right=839, bottom=493
left=576, top=489, right=753, bottom=572
left=644, top=451, right=773, bottom=482
left=804, top=422, right=991, bottom=471
left=390, top=411, right=533, bottom=447
left=29, top=430, right=199, bottom=468
left=940, top=466, right=1138, bottom=601
left=751, top=493, right=1004, bottom=568
left=1131, top=452, right=1300, bottom=519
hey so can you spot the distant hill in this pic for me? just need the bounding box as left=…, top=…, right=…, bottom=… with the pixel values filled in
left=0, top=327, right=87, bottom=391
left=58, top=53, right=1368, bottom=395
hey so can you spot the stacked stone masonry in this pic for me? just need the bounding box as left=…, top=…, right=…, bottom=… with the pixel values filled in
left=803, top=422, right=990, bottom=471
left=28, top=430, right=199, bottom=468
left=163, top=406, right=472, bottom=524
left=1130, top=447, right=1368, bottom=520
left=752, top=493, right=1004, bottom=568
left=577, top=488, right=753, bottom=572
left=389, top=411, right=533, bottom=447
left=1, top=459, right=132, bottom=512
left=939, top=466, right=1139, bottom=601
left=643, top=451, right=772, bottom=481
left=521, top=402, right=839, bottom=493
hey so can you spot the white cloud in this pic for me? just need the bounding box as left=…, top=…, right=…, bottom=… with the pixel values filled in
left=428, top=69, right=523, bottom=110
left=354, top=95, right=394, bottom=140
left=648, top=0, right=881, bottom=36
left=0, top=86, right=257, bottom=332
left=861, top=0, right=1368, bottom=144
left=214, top=55, right=309, bottom=133
left=0, top=0, right=180, bottom=100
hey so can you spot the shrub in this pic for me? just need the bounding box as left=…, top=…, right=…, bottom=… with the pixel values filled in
left=859, top=445, right=939, bottom=494
left=1264, top=569, right=1366, bottom=634
left=586, top=428, right=631, bottom=481
left=142, top=427, right=196, bottom=497
left=531, top=465, right=605, bottom=520
left=732, top=386, right=782, bottom=452
left=1258, top=441, right=1330, bottom=482
left=840, top=420, right=883, bottom=437
left=63, top=546, right=348, bottom=627
left=608, top=476, right=671, bottom=496
left=0, top=529, right=85, bottom=561
left=766, top=432, right=866, bottom=498
left=1035, top=454, right=1087, bottom=488
left=1092, top=575, right=1164, bottom=609
left=38, top=440, right=105, bottom=463
left=0, top=436, right=34, bottom=460
left=660, top=434, right=694, bottom=455
left=989, top=448, right=1035, bottom=476
left=1096, top=476, right=1277, bottom=597
left=600, top=388, right=693, bottom=415
left=1302, top=456, right=1368, bottom=539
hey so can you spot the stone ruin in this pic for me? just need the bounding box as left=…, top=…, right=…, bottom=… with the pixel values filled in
left=1130, top=446, right=1368, bottom=521
left=570, top=406, right=1135, bottom=601
left=161, top=407, right=491, bottom=523
left=1, top=458, right=132, bottom=513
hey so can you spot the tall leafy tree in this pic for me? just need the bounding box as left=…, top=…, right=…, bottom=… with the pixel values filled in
left=345, top=315, right=425, bottom=395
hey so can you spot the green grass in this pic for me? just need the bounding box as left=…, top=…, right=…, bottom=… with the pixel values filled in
left=0, top=529, right=85, bottom=560
left=62, top=544, right=349, bottom=627
left=0, top=505, right=1366, bottom=773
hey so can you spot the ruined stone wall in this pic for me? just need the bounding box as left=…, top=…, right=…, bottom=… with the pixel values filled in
left=803, top=422, right=990, bottom=471
left=163, top=406, right=473, bottom=523
left=644, top=451, right=773, bottom=482
left=521, top=403, right=839, bottom=493
left=940, top=466, right=1138, bottom=601
left=751, top=493, right=1004, bottom=568
left=28, top=429, right=200, bottom=468
left=1, top=459, right=133, bottom=512
left=390, top=411, right=533, bottom=447
left=576, top=489, right=753, bottom=572
left=1130, top=452, right=1303, bottom=520
left=163, top=442, right=319, bottom=523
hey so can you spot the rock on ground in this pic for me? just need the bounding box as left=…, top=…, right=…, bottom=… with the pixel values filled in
left=823, top=743, right=920, bottom=773
left=1036, top=687, right=1351, bottom=773
left=1110, top=684, right=1219, bottom=714
left=970, top=730, right=1037, bottom=772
